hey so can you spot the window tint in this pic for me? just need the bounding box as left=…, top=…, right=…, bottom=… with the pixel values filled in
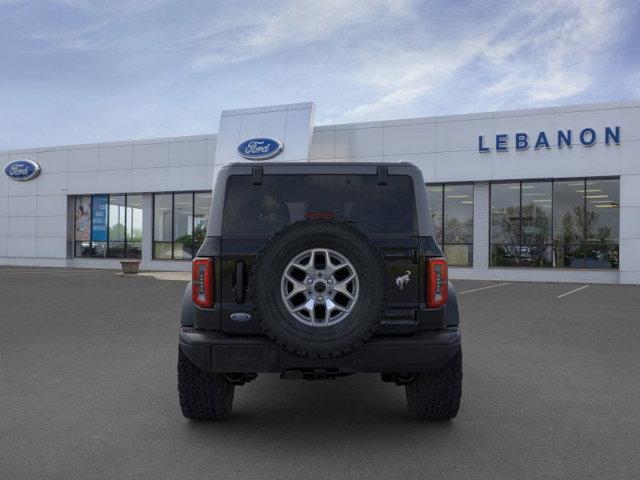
left=490, top=183, right=520, bottom=245
left=427, top=183, right=474, bottom=266
left=491, top=178, right=619, bottom=269
left=152, top=192, right=212, bottom=260
left=520, top=181, right=552, bottom=267
left=173, top=193, right=193, bottom=259
left=73, top=193, right=143, bottom=259
left=222, top=174, right=417, bottom=236
left=126, top=195, right=143, bottom=258
left=427, top=185, right=443, bottom=243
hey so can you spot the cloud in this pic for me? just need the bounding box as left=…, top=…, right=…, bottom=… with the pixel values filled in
left=190, top=0, right=414, bottom=70
left=481, top=0, right=622, bottom=104
left=334, top=0, right=626, bottom=122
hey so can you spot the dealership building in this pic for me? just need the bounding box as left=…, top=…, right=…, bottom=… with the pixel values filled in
left=1, top=100, right=639, bottom=284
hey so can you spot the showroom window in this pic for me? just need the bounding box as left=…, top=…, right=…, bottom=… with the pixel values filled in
left=426, top=183, right=474, bottom=266
left=153, top=192, right=212, bottom=259
left=74, top=194, right=143, bottom=258
left=490, top=178, right=619, bottom=269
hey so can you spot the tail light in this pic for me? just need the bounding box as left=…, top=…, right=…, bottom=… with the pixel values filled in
left=192, top=257, right=214, bottom=308
left=427, top=258, right=448, bottom=308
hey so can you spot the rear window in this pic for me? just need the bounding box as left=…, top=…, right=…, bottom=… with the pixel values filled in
left=222, top=174, right=417, bottom=236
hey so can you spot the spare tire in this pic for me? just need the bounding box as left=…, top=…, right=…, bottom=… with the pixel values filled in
left=250, top=219, right=387, bottom=358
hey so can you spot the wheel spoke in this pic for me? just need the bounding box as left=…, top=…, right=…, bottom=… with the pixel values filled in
left=285, top=282, right=307, bottom=299
left=291, top=262, right=314, bottom=276
left=326, top=298, right=348, bottom=313
left=281, top=248, right=358, bottom=327
left=333, top=274, right=356, bottom=299
left=325, top=262, right=349, bottom=277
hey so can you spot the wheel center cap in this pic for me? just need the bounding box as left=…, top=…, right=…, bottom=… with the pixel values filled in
left=314, top=281, right=327, bottom=293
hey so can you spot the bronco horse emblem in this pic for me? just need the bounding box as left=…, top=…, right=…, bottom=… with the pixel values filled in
left=395, top=270, right=411, bottom=290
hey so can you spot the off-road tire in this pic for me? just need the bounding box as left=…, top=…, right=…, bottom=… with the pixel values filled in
left=250, top=219, right=387, bottom=359
left=406, top=348, right=462, bottom=420
left=178, top=349, right=234, bottom=420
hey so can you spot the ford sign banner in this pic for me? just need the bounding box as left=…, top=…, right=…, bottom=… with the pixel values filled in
left=237, top=137, right=283, bottom=160
left=4, top=159, right=41, bottom=181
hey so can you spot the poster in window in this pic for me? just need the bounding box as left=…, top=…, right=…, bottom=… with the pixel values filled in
left=75, top=196, right=91, bottom=241
left=91, top=195, right=108, bottom=242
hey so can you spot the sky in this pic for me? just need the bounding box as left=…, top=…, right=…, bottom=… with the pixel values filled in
left=1, top=0, right=639, bottom=150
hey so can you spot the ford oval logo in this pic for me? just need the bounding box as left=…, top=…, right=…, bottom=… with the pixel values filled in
left=4, top=159, right=41, bottom=182
left=237, top=137, right=283, bottom=160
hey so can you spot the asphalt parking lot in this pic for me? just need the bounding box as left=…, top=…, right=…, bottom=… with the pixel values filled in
left=1, top=268, right=639, bottom=480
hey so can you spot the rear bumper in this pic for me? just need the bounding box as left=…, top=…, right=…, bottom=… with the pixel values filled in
left=179, top=327, right=461, bottom=374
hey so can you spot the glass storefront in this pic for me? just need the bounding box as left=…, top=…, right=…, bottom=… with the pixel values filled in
left=490, top=178, right=619, bottom=269
left=427, top=183, right=473, bottom=266
left=153, top=192, right=211, bottom=260
left=74, top=194, right=143, bottom=258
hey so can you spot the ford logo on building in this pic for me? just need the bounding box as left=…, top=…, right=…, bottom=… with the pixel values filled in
left=237, top=137, right=283, bottom=160
left=4, top=159, right=41, bottom=181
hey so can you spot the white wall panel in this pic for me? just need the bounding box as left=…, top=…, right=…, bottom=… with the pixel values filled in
left=620, top=206, right=640, bottom=238
left=99, top=144, right=133, bottom=170
left=167, top=166, right=208, bottom=191
left=37, top=195, right=67, bottom=217
left=37, top=215, right=67, bottom=237
left=239, top=112, right=265, bottom=140
left=36, top=237, right=67, bottom=258
left=8, top=217, right=36, bottom=237
left=36, top=149, right=67, bottom=173
left=262, top=110, right=287, bottom=143
left=37, top=172, right=67, bottom=195
left=0, top=198, right=7, bottom=217
left=8, top=178, right=37, bottom=196
left=0, top=172, right=7, bottom=197
left=553, top=142, right=620, bottom=178
left=334, top=127, right=382, bottom=159
left=619, top=238, right=640, bottom=273
left=309, top=130, right=335, bottom=160
left=620, top=140, right=640, bottom=175
left=133, top=167, right=169, bottom=192
left=8, top=196, right=37, bottom=216
left=383, top=123, right=436, bottom=155
left=620, top=107, right=640, bottom=142
left=68, top=147, right=100, bottom=172
left=97, top=169, right=133, bottom=193
left=437, top=150, right=492, bottom=182
left=206, top=138, right=217, bottom=165
left=438, top=118, right=494, bottom=152
left=7, top=237, right=36, bottom=257
left=67, top=171, right=102, bottom=195
left=169, top=140, right=206, bottom=167
left=134, top=142, right=169, bottom=169
left=282, top=106, right=315, bottom=162
left=620, top=174, right=640, bottom=206
left=215, top=113, right=243, bottom=165
left=491, top=145, right=554, bottom=181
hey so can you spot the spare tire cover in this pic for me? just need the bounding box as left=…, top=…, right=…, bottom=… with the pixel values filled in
left=250, top=219, right=387, bottom=358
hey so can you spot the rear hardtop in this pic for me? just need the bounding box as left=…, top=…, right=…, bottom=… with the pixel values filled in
left=206, top=162, right=434, bottom=238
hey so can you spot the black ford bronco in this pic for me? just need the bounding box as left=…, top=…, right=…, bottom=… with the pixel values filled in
left=178, top=162, right=462, bottom=420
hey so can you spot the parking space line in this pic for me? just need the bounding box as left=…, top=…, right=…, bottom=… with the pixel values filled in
left=458, top=282, right=511, bottom=295
left=557, top=284, right=590, bottom=298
